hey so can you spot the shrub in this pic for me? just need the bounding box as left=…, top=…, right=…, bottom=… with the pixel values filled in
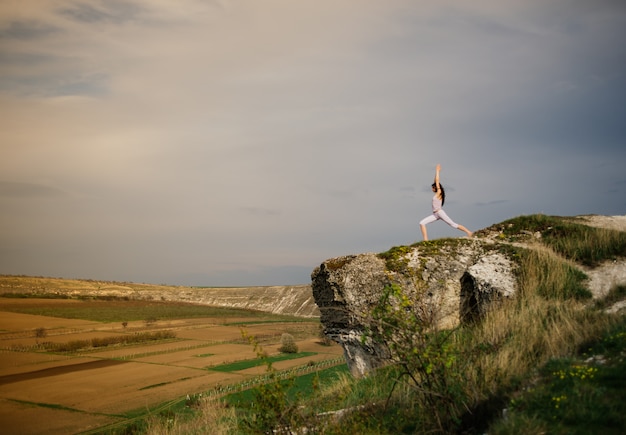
left=365, top=283, right=468, bottom=433
left=318, top=324, right=333, bottom=346
left=240, top=330, right=303, bottom=433
left=34, top=327, right=47, bottom=345
left=42, top=330, right=176, bottom=352
left=145, top=397, right=237, bottom=435
left=278, top=333, right=298, bottom=354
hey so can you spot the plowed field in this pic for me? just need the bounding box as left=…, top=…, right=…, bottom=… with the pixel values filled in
left=0, top=298, right=342, bottom=434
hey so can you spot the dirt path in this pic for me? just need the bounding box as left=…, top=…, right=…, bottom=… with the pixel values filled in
left=574, top=215, right=626, bottom=303
left=576, top=214, right=626, bottom=232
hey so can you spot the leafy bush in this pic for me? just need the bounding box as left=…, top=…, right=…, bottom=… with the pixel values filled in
left=365, top=283, right=468, bottom=433
left=34, top=327, right=47, bottom=345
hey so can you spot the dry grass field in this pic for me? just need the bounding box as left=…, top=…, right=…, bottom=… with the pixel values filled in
left=0, top=295, right=342, bottom=435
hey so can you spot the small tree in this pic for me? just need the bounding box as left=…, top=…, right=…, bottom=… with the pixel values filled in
left=35, top=327, right=47, bottom=345
left=365, top=282, right=468, bottom=433
left=278, top=333, right=298, bottom=354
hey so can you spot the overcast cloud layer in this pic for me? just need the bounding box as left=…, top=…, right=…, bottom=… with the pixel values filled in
left=1, top=0, right=625, bottom=286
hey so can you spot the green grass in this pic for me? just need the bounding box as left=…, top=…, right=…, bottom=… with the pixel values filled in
left=516, top=247, right=592, bottom=300
left=378, top=245, right=415, bottom=272
left=495, top=214, right=571, bottom=235
left=0, top=292, right=73, bottom=299
left=493, top=214, right=626, bottom=266
left=89, top=364, right=349, bottom=435
left=209, top=352, right=317, bottom=372
left=224, top=364, right=349, bottom=408
left=489, top=318, right=626, bottom=434
left=544, top=224, right=626, bottom=267
left=378, top=238, right=474, bottom=273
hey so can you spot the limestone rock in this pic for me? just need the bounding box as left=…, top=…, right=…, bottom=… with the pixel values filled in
left=461, top=252, right=517, bottom=323
left=311, top=239, right=518, bottom=377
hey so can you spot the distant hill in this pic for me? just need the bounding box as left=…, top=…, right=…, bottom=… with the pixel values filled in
left=0, top=276, right=319, bottom=317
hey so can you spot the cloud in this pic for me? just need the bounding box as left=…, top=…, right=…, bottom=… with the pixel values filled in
left=0, top=181, right=67, bottom=198
left=1, top=0, right=625, bottom=285
left=240, top=206, right=281, bottom=217
left=475, top=200, right=510, bottom=207
left=0, top=19, right=58, bottom=39
left=58, top=0, right=144, bottom=24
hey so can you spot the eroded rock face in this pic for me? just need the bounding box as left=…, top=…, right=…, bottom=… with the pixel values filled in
left=311, top=239, right=517, bottom=377
left=461, top=252, right=517, bottom=323
left=311, top=254, right=392, bottom=377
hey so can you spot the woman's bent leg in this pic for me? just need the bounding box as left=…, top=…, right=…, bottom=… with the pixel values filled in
left=419, top=214, right=437, bottom=241
left=437, top=210, right=473, bottom=238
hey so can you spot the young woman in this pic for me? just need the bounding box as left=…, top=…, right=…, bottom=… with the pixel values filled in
left=419, top=163, right=473, bottom=241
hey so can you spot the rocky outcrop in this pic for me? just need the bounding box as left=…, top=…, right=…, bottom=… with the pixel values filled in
left=460, top=252, right=517, bottom=323
left=311, top=239, right=517, bottom=377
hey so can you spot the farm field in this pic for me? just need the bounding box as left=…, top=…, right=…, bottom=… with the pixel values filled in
left=0, top=297, right=342, bottom=435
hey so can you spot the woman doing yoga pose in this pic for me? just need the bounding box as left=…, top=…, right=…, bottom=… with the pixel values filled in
left=419, top=164, right=473, bottom=241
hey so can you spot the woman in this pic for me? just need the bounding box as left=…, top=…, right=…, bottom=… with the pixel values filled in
left=419, top=163, right=473, bottom=241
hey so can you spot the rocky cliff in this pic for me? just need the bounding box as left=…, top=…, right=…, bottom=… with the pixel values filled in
left=311, top=238, right=517, bottom=377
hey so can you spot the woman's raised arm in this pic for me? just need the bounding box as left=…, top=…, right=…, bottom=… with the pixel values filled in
left=434, top=163, right=441, bottom=190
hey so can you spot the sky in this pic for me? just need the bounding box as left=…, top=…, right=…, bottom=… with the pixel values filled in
left=1, top=0, right=625, bottom=287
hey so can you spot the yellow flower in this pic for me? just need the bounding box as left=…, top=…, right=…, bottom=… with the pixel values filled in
left=552, top=395, right=567, bottom=409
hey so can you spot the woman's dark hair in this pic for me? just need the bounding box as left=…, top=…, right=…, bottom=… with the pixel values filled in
left=432, top=182, right=446, bottom=206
